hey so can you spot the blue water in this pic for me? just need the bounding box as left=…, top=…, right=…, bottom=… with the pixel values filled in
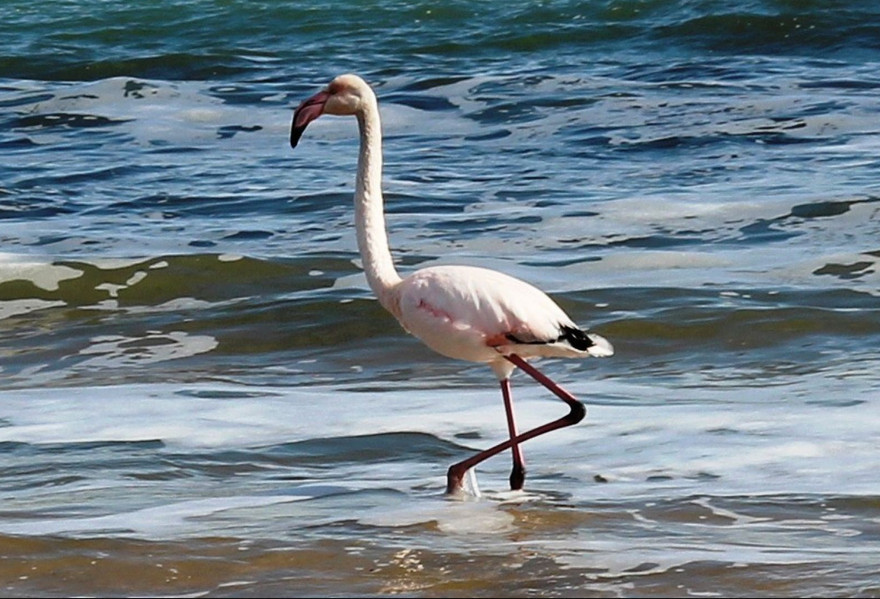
left=2, top=1, right=880, bottom=596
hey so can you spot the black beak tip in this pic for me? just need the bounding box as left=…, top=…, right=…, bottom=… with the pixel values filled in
left=290, top=125, right=304, bottom=149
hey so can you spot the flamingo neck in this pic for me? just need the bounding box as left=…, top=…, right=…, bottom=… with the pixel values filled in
left=354, top=96, right=402, bottom=312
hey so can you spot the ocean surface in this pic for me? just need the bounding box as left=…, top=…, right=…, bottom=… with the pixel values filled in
left=3, top=1, right=880, bottom=596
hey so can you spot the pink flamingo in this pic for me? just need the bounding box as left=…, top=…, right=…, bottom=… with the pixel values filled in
left=290, top=74, right=613, bottom=495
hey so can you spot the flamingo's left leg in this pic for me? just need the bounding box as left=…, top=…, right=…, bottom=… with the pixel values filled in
left=501, top=378, right=526, bottom=490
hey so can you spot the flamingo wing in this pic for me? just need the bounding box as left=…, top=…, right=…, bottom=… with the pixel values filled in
left=393, top=265, right=611, bottom=364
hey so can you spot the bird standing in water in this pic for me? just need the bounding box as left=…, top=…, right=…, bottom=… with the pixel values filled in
left=290, top=74, right=613, bottom=495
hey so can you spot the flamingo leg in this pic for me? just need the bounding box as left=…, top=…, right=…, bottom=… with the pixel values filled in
left=501, top=378, right=526, bottom=491
left=446, top=354, right=586, bottom=495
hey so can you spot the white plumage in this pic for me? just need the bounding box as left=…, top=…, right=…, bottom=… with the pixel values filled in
left=395, top=264, right=611, bottom=379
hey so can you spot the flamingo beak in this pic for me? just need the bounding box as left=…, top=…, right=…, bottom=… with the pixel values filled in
left=290, top=90, right=330, bottom=148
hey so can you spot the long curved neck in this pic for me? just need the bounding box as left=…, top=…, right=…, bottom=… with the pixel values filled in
left=354, top=95, right=402, bottom=312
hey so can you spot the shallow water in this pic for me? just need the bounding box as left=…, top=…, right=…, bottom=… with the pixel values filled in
left=2, top=1, right=880, bottom=596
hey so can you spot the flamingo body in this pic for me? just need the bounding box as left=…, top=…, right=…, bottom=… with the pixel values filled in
left=393, top=265, right=612, bottom=378
left=290, top=74, right=613, bottom=494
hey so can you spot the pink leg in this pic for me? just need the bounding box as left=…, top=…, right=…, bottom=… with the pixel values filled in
left=446, top=354, right=586, bottom=494
left=501, top=378, right=526, bottom=491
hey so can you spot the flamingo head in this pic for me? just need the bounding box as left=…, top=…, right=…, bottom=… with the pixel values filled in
left=290, top=74, right=373, bottom=148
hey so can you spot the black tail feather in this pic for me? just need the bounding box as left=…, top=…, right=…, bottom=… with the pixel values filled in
left=558, top=325, right=595, bottom=351
left=505, top=325, right=596, bottom=351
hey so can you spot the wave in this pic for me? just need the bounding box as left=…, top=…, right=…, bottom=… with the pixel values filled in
left=5, top=1, right=880, bottom=83
left=1, top=249, right=878, bottom=392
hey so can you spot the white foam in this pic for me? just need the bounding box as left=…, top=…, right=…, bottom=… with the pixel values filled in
left=0, top=257, right=82, bottom=291
left=0, top=372, right=876, bottom=500
left=76, top=331, right=219, bottom=368
left=359, top=497, right=515, bottom=534
left=0, top=491, right=324, bottom=538
left=0, top=298, right=66, bottom=320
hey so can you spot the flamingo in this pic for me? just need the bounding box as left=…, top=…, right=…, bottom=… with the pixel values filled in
left=290, top=74, right=613, bottom=495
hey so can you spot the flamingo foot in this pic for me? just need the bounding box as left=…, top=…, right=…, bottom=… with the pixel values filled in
left=509, top=464, right=525, bottom=491
left=446, top=465, right=482, bottom=498
left=446, top=464, right=465, bottom=495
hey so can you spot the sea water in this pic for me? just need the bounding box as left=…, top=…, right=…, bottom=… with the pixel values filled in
left=2, top=1, right=880, bottom=596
